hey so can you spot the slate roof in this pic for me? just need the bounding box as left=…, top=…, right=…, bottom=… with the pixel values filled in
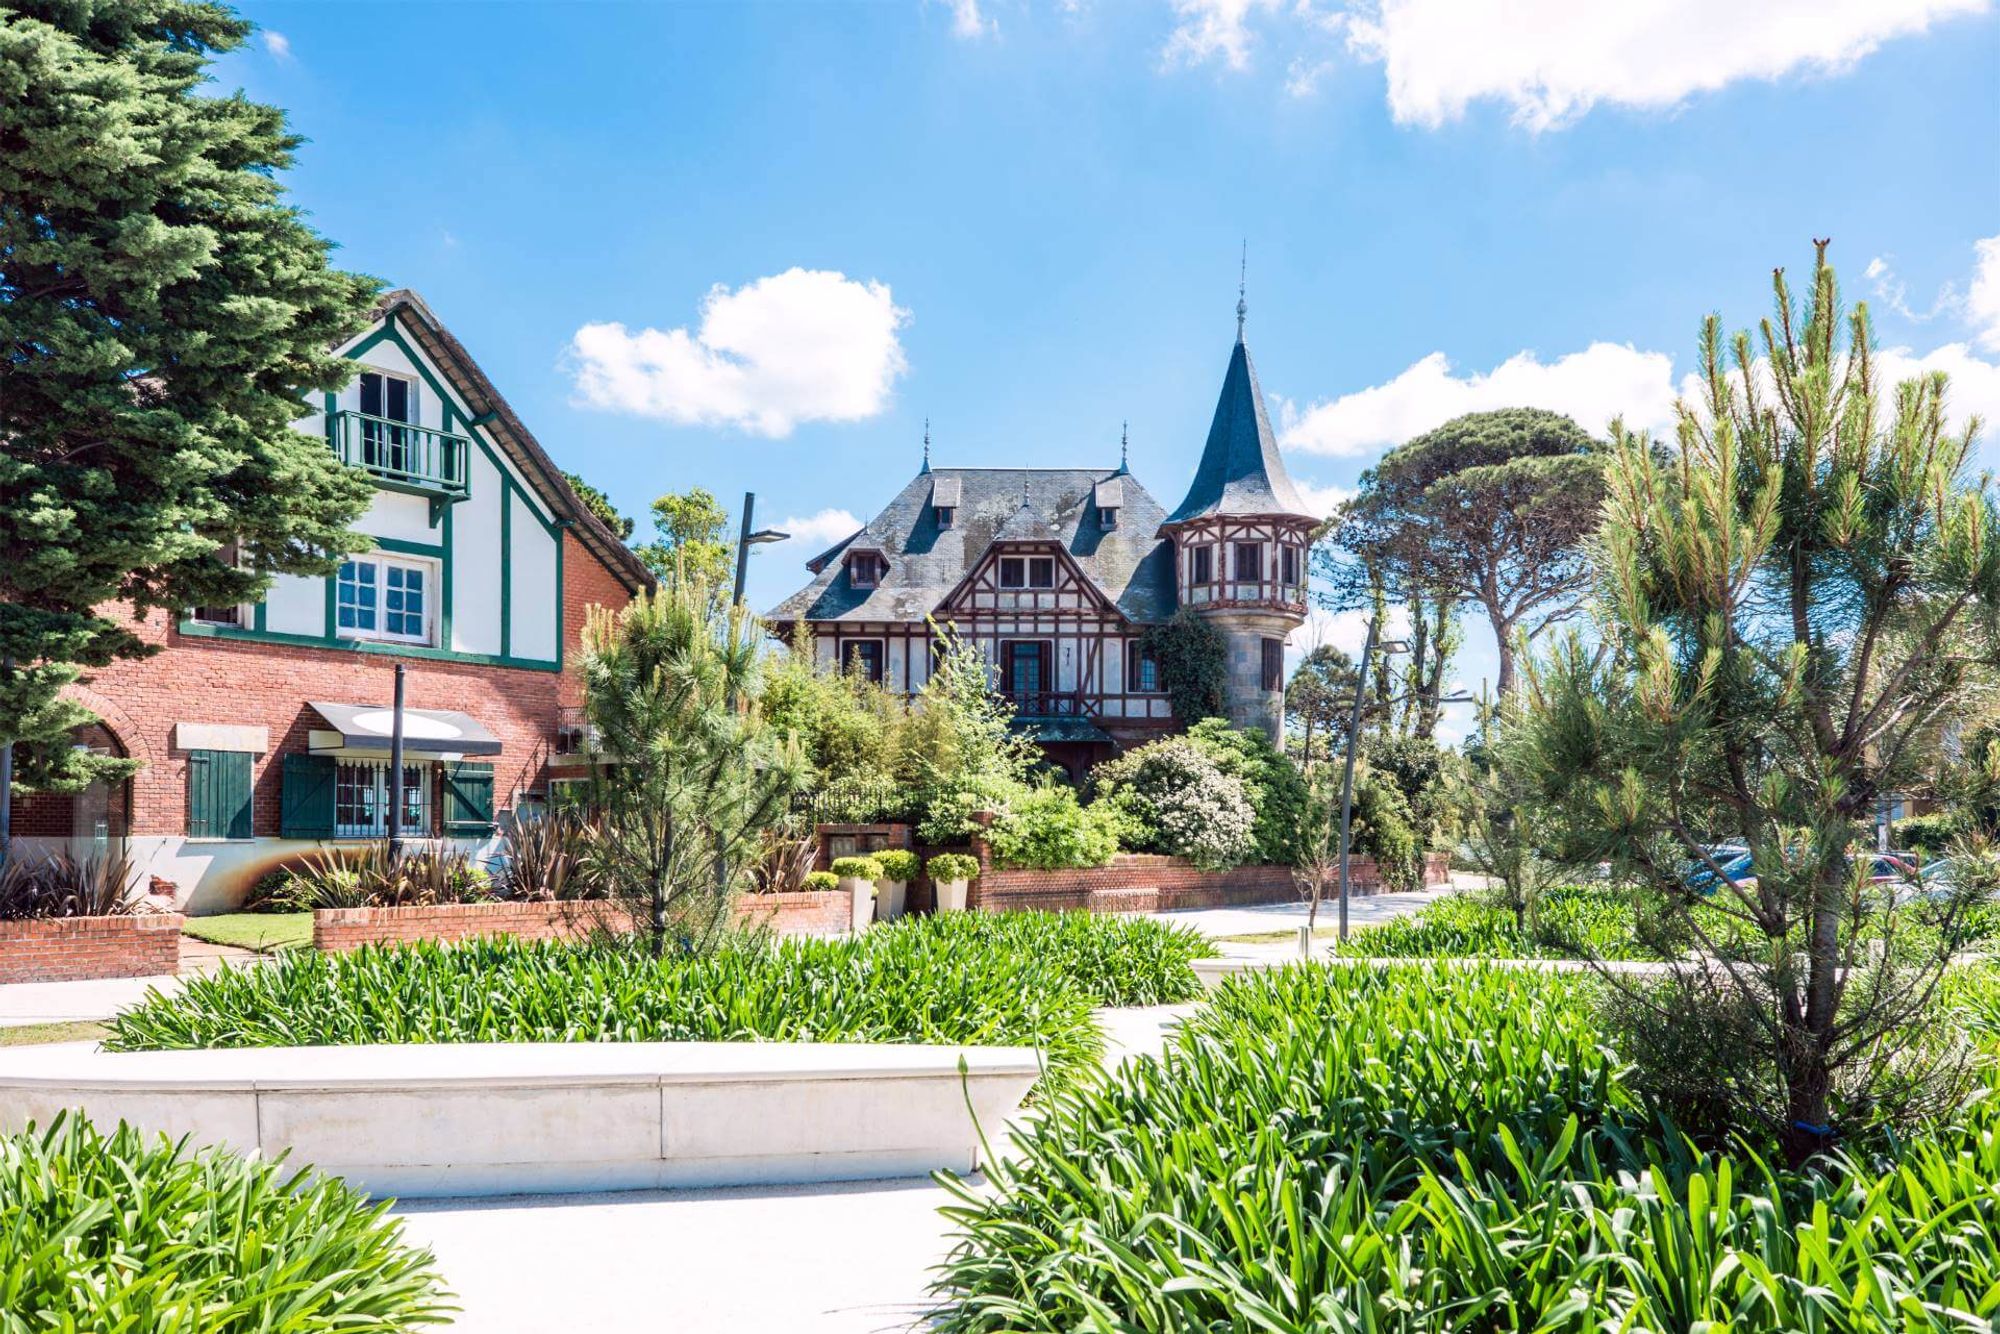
left=1163, top=336, right=1315, bottom=526
left=767, top=467, right=1178, bottom=626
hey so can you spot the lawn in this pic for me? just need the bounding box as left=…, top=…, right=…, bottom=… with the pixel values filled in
left=179, top=912, right=313, bottom=954
left=0, top=1020, right=110, bottom=1047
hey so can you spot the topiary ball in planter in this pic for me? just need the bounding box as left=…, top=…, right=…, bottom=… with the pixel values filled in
left=873, top=849, right=920, bottom=921
left=829, top=856, right=882, bottom=933
left=927, top=852, right=981, bottom=912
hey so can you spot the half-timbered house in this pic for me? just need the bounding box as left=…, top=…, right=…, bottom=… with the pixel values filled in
left=767, top=306, right=1317, bottom=776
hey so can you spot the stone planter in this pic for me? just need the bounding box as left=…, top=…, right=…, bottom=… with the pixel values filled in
left=840, top=877, right=876, bottom=933
left=934, top=879, right=970, bottom=912
left=874, top=879, right=907, bottom=922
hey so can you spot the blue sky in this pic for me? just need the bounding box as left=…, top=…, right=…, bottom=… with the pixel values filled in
left=224, top=1, right=2000, bottom=734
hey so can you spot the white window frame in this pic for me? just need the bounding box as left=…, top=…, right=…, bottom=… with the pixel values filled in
left=1027, top=556, right=1056, bottom=589
left=357, top=368, right=420, bottom=423
left=336, top=552, right=437, bottom=646
left=998, top=556, right=1026, bottom=588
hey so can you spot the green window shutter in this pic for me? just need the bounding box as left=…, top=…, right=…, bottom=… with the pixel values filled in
left=187, top=750, right=253, bottom=840
left=443, top=761, right=495, bottom=836
left=280, top=753, right=337, bottom=838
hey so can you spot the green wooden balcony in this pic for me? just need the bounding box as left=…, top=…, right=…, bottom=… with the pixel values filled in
left=330, top=411, right=470, bottom=500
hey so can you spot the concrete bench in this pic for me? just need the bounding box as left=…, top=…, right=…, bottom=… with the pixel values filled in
left=0, top=1040, right=1042, bottom=1198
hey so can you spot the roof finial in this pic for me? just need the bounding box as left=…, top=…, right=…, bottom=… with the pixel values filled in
left=921, top=418, right=931, bottom=474
left=1119, top=421, right=1130, bottom=473
left=1236, top=240, right=1248, bottom=342
left=1021, top=475, right=1031, bottom=508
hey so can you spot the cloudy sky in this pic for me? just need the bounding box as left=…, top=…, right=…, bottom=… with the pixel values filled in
left=229, top=0, right=1997, bottom=737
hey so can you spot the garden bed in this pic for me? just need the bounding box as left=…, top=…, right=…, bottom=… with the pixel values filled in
left=312, top=890, right=850, bottom=953
left=0, top=913, right=182, bottom=984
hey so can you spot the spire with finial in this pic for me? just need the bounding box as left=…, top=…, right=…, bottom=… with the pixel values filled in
left=1236, top=239, right=1248, bottom=343
left=1119, top=421, right=1130, bottom=474
left=920, top=418, right=931, bottom=474
left=1021, top=475, right=1032, bottom=508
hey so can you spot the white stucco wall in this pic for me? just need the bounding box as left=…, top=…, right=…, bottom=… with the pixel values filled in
left=263, top=572, right=325, bottom=636
left=508, top=489, right=559, bottom=663
left=453, top=448, right=505, bottom=656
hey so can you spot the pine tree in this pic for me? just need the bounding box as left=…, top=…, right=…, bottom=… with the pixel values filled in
left=1, top=1, right=377, bottom=800
left=1516, top=242, right=1999, bottom=1163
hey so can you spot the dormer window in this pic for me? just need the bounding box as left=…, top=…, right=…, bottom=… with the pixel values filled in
left=935, top=506, right=954, bottom=529
left=999, top=556, right=1054, bottom=589
left=1098, top=506, right=1119, bottom=529
left=848, top=552, right=884, bottom=588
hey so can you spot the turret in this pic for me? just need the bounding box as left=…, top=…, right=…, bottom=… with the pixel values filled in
left=1158, top=299, right=1316, bottom=737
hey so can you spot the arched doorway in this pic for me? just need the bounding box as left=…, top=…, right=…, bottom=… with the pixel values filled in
left=67, top=723, right=130, bottom=860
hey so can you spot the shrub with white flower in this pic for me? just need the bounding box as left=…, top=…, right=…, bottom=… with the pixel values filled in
left=1092, top=737, right=1255, bottom=871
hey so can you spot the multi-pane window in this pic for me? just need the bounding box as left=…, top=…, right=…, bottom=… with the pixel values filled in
left=333, top=760, right=430, bottom=838
left=1027, top=557, right=1055, bottom=589
left=337, top=555, right=432, bottom=645
left=999, top=556, right=1055, bottom=589
left=1127, top=647, right=1162, bottom=693
left=1002, top=641, right=1049, bottom=697
left=998, top=557, right=1025, bottom=588
left=842, top=640, right=885, bottom=683
left=1234, top=542, right=1264, bottom=582
left=1280, top=544, right=1299, bottom=590
left=1190, top=544, right=1214, bottom=584
left=357, top=371, right=418, bottom=472
left=1261, top=638, right=1285, bottom=692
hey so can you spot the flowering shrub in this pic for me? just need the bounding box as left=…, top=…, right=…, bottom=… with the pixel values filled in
left=1091, top=737, right=1256, bottom=871
left=986, top=785, right=1121, bottom=871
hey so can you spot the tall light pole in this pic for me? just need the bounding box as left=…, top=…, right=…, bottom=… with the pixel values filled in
left=716, top=492, right=789, bottom=899
left=388, top=662, right=408, bottom=858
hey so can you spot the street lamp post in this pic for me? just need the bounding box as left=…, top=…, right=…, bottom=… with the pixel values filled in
left=716, top=492, right=790, bottom=899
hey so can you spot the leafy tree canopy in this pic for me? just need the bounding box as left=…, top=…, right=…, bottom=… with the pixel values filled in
left=1324, top=407, right=1606, bottom=697
left=1, top=0, right=379, bottom=794
left=563, top=470, right=634, bottom=541
left=635, top=487, right=733, bottom=598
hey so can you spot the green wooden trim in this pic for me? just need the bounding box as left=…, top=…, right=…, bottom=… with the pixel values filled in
left=553, top=519, right=565, bottom=672
left=322, top=561, right=337, bottom=638
left=373, top=535, right=447, bottom=557
left=175, top=619, right=559, bottom=671
left=441, top=491, right=456, bottom=655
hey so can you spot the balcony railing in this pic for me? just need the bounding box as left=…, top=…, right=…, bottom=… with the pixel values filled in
left=331, top=411, right=470, bottom=498
left=1004, top=689, right=1098, bottom=718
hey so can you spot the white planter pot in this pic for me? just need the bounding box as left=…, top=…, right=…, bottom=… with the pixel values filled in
left=841, top=877, right=876, bottom=934
left=934, top=879, right=970, bottom=912
left=875, top=879, right=907, bottom=922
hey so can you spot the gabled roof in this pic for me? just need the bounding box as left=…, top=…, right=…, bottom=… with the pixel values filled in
left=766, top=466, right=1178, bottom=626
left=372, top=290, right=653, bottom=593
left=929, top=476, right=961, bottom=508
left=1163, top=335, right=1314, bottom=527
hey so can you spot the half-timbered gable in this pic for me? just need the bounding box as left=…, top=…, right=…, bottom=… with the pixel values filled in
left=771, top=300, right=1320, bottom=768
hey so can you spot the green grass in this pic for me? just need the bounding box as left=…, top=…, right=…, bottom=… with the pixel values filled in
left=180, top=911, right=314, bottom=953
left=0, top=1019, right=109, bottom=1047
left=0, top=1114, right=451, bottom=1330
left=105, top=912, right=1211, bottom=1093
left=932, top=961, right=2000, bottom=1332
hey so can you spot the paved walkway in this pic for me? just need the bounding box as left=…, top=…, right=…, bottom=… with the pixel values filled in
left=0, top=938, right=257, bottom=1028
left=1149, top=884, right=1455, bottom=949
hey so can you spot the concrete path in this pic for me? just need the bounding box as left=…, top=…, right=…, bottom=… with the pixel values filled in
left=1150, top=884, right=1455, bottom=951
left=0, top=936, right=259, bottom=1028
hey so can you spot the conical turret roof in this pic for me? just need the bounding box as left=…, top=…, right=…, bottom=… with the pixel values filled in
left=1164, top=334, right=1313, bottom=526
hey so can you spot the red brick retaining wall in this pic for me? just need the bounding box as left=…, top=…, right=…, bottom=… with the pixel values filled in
left=0, top=913, right=183, bottom=983
left=969, top=849, right=1451, bottom=914
left=313, top=892, right=852, bottom=953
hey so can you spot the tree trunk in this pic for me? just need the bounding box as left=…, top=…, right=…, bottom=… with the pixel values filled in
left=1778, top=867, right=1844, bottom=1166
left=1489, top=606, right=1517, bottom=700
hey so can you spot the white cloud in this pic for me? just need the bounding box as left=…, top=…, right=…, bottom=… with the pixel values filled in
left=1346, top=0, right=1987, bottom=131
left=1163, top=0, right=1282, bottom=70
left=945, top=0, right=996, bottom=38
left=1291, top=477, right=1352, bottom=519
left=1279, top=343, right=1678, bottom=458
left=1876, top=343, right=2000, bottom=446
left=261, top=30, right=292, bottom=61
left=776, top=508, right=864, bottom=549
left=568, top=269, right=910, bottom=438
left=1967, top=236, right=2000, bottom=353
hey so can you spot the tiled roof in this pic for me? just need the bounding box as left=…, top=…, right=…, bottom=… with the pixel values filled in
left=1163, top=337, right=1314, bottom=526
left=767, top=467, right=1178, bottom=626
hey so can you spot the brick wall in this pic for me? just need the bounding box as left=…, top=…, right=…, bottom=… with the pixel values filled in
left=0, top=914, right=183, bottom=984
left=968, top=847, right=1453, bottom=914
left=313, top=891, right=853, bottom=952
left=9, top=531, right=636, bottom=849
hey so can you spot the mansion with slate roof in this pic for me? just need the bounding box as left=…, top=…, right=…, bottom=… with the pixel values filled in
left=6, top=292, right=650, bottom=913
left=769, top=303, right=1318, bottom=777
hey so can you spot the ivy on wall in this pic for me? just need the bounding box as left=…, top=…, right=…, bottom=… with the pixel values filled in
left=1141, top=609, right=1228, bottom=724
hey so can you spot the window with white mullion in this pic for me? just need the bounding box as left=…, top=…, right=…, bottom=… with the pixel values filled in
left=333, top=760, right=431, bottom=839
left=336, top=553, right=434, bottom=645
